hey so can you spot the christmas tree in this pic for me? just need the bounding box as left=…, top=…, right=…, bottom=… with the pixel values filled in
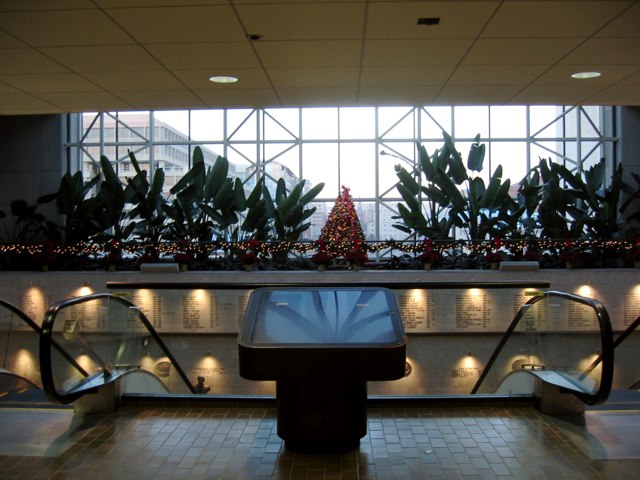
left=320, top=185, right=365, bottom=243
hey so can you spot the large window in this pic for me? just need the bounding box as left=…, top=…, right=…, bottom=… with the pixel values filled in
left=68, top=106, right=616, bottom=241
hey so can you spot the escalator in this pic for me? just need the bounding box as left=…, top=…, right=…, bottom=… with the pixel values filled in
left=588, top=313, right=640, bottom=410
left=40, top=293, right=195, bottom=405
left=0, top=298, right=52, bottom=405
left=471, top=291, right=614, bottom=407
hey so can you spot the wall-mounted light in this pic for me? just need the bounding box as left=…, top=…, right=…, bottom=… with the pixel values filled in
left=404, top=361, right=412, bottom=377
left=142, top=337, right=150, bottom=348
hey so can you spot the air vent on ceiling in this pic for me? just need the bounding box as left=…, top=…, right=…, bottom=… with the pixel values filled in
left=417, top=17, right=440, bottom=26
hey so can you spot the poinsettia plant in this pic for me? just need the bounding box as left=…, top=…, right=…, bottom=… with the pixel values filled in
left=417, top=239, right=440, bottom=265
left=523, top=247, right=540, bottom=261
left=311, top=240, right=333, bottom=266
left=344, top=239, right=368, bottom=267
left=484, top=252, right=502, bottom=264
left=174, top=240, right=193, bottom=266
left=485, top=238, right=503, bottom=264
left=239, top=239, right=261, bottom=268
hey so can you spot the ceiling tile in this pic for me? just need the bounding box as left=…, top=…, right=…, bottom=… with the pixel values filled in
left=0, top=1, right=93, bottom=10
left=276, top=87, right=358, bottom=107
left=235, top=3, right=366, bottom=40
left=0, top=9, right=132, bottom=47
left=366, top=1, right=499, bottom=39
left=360, top=66, right=454, bottom=87
left=0, top=82, right=20, bottom=94
left=95, top=0, right=227, bottom=6
left=560, top=38, right=640, bottom=64
left=448, top=65, right=547, bottom=85
left=231, top=0, right=362, bottom=3
left=145, top=43, right=260, bottom=70
left=0, top=93, right=65, bottom=114
left=482, top=1, right=632, bottom=38
left=434, top=85, right=523, bottom=105
left=596, top=2, right=640, bottom=37
left=362, top=39, right=473, bottom=67
left=254, top=41, right=362, bottom=68
left=464, top=38, right=584, bottom=65
left=0, top=73, right=103, bottom=93
left=39, top=45, right=165, bottom=73
left=267, top=67, right=359, bottom=88
left=83, top=70, right=184, bottom=91
left=0, top=0, right=639, bottom=113
left=34, top=91, right=135, bottom=112
left=105, top=5, right=246, bottom=44
left=196, top=88, right=281, bottom=109
left=357, top=86, right=440, bottom=106
left=112, top=89, right=206, bottom=110
left=585, top=84, right=640, bottom=104
left=0, top=30, right=27, bottom=48
left=510, top=84, right=609, bottom=105
left=619, top=70, right=640, bottom=84
left=0, top=48, right=69, bottom=75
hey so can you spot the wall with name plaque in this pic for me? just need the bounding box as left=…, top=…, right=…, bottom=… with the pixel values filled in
left=106, top=285, right=554, bottom=336
left=394, top=286, right=551, bottom=334
left=111, top=288, right=251, bottom=334
left=1, top=270, right=639, bottom=396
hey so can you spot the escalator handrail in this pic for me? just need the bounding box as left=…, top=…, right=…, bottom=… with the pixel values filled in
left=1, top=298, right=90, bottom=379
left=613, top=314, right=640, bottom=349
left=40, top=293, right=196, bottom=404
left=470, top=290, right=614, bottom=406
left=593, top=313, right=640, bottom=390
left=0, top=298, right=44, bottom=334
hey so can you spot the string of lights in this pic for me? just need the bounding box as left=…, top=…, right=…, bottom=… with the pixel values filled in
left=0, top=238, right=637, bottom=270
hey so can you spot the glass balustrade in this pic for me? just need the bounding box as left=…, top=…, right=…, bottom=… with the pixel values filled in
left=612, top=315, right=640, bottom=391
left=32, top=288, right=616, bottom=407
left=472, top=291, right=613, bottom=405
left=0, top=299, right=43, bottom=393
left=40, top=294, right=194, bottom=404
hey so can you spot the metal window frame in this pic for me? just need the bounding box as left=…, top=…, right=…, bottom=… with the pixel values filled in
left=67, top=106, right=617, bottom=242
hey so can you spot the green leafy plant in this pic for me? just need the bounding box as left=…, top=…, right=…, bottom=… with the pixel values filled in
left=123, top=150, right=168, bottom=243
left=0, top=197, right=59, bottom=243
left=164, top=148, right=247, bottom=243
left=523, top=158, right=640, bottom=241
left=393, top=132, right=521, bottom=241
left=272, top=179, right=324, bottom=242
left=54, top=169, right=103, bottom=242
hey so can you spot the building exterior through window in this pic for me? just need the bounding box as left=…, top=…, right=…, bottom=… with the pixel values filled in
left=68, top=106, right=616, bottom=242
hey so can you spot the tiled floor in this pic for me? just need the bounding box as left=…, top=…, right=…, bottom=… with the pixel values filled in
left=0, top=402, right=639, bottom=479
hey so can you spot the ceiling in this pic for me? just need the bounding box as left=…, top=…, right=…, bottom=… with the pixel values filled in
left=1, top=0, right=639, bottom=116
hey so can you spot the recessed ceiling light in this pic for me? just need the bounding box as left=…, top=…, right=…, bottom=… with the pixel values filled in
left=209, top=75, right=239, bottom=84
left=571, top=71, right=601, bottom=79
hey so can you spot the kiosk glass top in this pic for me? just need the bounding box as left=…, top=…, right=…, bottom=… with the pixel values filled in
left=242, top=287, right=404, bottom=345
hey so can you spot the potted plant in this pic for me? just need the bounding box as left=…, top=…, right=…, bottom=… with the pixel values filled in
left=104, top=239, right=122, bottom=271
left=311, top=240, right=333, bottom=271
left=344, top=240, right=368, bottom=271
left=416, top=239, right=440, bottom=270
left=239, top=239, right=261, bottom=271
left=484, top=251, right=502, bottom=270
